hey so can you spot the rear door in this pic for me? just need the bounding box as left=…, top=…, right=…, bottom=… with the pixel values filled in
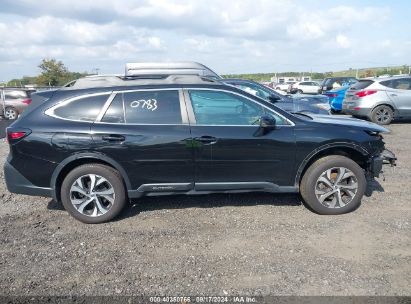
left=184, top=88, right=296, bottom=190
left=92, top=89, right=194, bottom=192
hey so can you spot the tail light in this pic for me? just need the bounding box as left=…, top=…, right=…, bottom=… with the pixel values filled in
left=21, top=99, right=32, bottom=105
left=6, top=128, right=31, bottom=143
left=10, top=132, right=27, bottom=139
left=355, top=90, right=377, bottom=98
left=325, top=93, right=338, bottom=98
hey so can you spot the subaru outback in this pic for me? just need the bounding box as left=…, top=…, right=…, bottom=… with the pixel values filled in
left=4, top=75, right=396, bottom=223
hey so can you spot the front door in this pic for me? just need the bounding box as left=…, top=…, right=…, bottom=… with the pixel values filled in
left=184, top=89, right=296, bottom=190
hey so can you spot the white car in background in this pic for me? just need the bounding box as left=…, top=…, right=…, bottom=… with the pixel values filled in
left=275, top=81, right=295, bottom=92
left=291, top=81, right=321, bottom=94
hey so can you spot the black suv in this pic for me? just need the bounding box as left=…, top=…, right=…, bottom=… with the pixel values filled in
left=320, top=77, right=358, bottom=92
left=4, top=75, right=395, bottom=223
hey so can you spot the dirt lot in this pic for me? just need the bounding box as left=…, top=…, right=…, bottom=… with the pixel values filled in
left=0, top=123, right=410, bottom=297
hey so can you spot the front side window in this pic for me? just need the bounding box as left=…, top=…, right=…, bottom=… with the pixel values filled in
left=188, top=90, right=289, bottom=126
left=53, top=94, right=109, bottom=121
left=123, top=90, right=182, bottom=124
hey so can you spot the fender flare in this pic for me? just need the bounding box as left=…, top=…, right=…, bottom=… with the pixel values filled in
left=50, top=152, right=132, bottom=201
left=294, top=142, right=369, bottom=187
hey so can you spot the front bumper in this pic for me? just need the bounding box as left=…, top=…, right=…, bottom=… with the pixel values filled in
left=370, top=149, right=397, bottom=177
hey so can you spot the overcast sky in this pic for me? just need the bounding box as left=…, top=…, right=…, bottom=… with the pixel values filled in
left=1, top=0, right=410, bottom=80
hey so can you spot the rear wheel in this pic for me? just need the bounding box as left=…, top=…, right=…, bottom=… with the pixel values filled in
left=371, top=105, right=393, bottom=125
left=297, top=89, right=303, bottom=94
left=300, top=155, right=366, bottom=215
left=61, top=164, right=127, bottom=223
left=4, top=107, right=18, bottom=120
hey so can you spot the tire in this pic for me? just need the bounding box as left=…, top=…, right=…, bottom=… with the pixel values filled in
left=4, top=107, right=18, bottom=120
left=275, top=87, right=281, bottom=90
left=371, top=105, right=393, bottom=125
left=61, top=164, right=127, bottom=223
left=297, top=89, right=303, bottom=94
left=300, top=155, right=366, bottom=215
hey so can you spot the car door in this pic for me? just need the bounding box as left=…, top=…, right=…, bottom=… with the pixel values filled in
left=386, top=78, right=411, bottom=116
left=184, top=88, right=296, bottom=190
left=91, top=89, right=195, bottom=192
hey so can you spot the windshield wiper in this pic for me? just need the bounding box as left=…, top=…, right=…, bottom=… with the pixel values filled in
left=291, top=112, right=313, bottom=119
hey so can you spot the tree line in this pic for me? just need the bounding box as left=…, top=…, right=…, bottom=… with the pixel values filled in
left=5, top=59, right=89, bottom=87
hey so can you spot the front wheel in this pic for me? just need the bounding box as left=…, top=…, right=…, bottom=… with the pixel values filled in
left=300, top=155, right=366, bottom=215
left=61, top=164, right=127, bottom=223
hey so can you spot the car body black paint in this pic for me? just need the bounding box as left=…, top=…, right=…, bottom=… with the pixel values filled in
left=4, top=81, right=392, bottom=200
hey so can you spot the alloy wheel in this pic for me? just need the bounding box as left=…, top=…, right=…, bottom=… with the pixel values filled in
left=314, top=167, right=358, bottom=208
left=5, top=108, right=17, bottom=120
left=375, top=108, right=391, bottom=124
left=69, top=174, right=115, bottom=217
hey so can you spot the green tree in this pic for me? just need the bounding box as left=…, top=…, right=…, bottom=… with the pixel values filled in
left=36, top=58, right=69, bottom=86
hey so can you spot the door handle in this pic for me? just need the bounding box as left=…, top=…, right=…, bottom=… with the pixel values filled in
left=102, top=135, right=125, bottom=142
left=390, top=94, right=397, bottom=97
left=194, top=136, right=217, bottom=144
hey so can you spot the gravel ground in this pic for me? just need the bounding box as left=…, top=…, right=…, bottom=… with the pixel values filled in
left=0, top=123, right=410, bottom=297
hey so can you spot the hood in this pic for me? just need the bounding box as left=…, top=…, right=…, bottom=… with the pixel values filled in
left=306, top=114, right=390, bottom=133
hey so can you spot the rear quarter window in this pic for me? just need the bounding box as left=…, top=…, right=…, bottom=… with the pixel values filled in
left=52, top=94, right=109, bottom=121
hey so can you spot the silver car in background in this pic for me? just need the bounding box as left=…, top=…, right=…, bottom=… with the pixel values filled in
left=343, top=76, right=411, bottom=125
left=0, top=88, right=33, bottom=120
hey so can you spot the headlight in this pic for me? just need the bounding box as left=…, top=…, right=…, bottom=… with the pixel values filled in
left=315, top=103, right=331, bottom=110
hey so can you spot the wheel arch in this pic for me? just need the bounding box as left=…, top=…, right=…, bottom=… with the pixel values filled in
left=371, top=102, right=397, bottom=115
left=295, top=143, right=369, bottom=187
left=51, top=152, right=131, bottom=202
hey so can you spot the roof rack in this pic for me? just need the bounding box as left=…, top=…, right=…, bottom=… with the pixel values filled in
left=125, top=61, right=221, bottom=79
left=62, top=62, right=222, bottom=89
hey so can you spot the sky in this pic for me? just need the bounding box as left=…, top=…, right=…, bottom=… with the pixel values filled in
left=1, top=0, right=410, bottom=81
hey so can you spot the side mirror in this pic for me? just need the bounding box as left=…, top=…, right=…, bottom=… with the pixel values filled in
left=254, top=115, right=276, bottom=137
left=268, top=94, right=281, bottom=103
left=260, top=115, right=276, bottom=129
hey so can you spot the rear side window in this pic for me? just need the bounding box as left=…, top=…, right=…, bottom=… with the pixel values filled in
left=52, top=94, right=109, bottom=121
left=381, top=78, right=411, bottom=90
left=4, top=90, right=29, bottom=99
left=351, top=80, right=374, bottom=90
left=123, top=90, right=182, bottom=124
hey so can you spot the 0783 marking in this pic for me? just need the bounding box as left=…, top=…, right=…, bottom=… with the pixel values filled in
left=130, top=99, right=158, bottom=111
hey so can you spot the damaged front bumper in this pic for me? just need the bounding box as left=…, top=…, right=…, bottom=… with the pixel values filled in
left=370, top=149, right=397, bottom=178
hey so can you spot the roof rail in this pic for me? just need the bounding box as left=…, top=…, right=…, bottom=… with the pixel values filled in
left=62, top=74, right=220, bottom=89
